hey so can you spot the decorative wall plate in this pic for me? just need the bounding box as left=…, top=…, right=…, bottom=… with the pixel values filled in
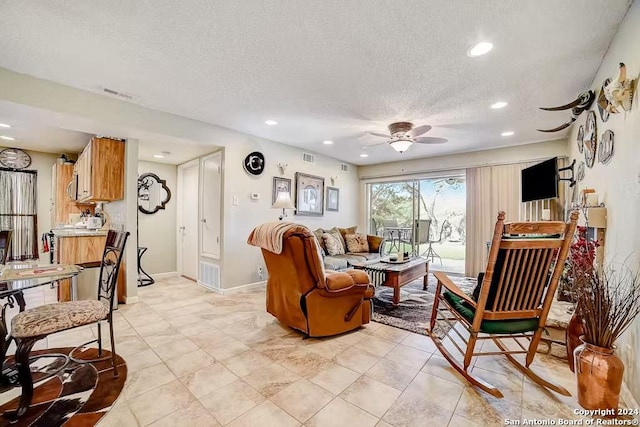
left=576, top=161, right=585, bottom=182
left=599, top=130, right=614, bottom=164
left=243, top=151, right=265, bottom=176
left=583, top=111, right=597, bottom=168
left=0, top=148, right=31, bottom=169
left=576, top=125, right=584, bottom=153
left=597, top=83, right=610, bottom=122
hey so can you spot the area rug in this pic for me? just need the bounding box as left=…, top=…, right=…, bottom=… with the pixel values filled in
left=0, top=347, right=127, bottom=426
left=372, top=274, right=477, bottom=335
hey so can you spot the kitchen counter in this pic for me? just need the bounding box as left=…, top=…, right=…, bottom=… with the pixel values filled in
left=52, top=229, right=108, bottom=237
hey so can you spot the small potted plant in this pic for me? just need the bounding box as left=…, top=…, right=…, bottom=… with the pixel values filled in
left=572, top=260, right=640, bottom=411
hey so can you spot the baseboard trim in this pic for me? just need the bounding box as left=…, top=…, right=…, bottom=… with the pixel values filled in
left=151, top=271, right=178, bottom=279
left=197, top=280, right=266, bottom=295
left=621, top=381, right=639, bottom=409
left=222, top=281, right=266, bottom=295
left=123, top=295, right=139, bottom=305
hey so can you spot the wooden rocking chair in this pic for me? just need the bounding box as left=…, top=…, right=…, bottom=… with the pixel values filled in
left=428, top=210, right=578, bottom=398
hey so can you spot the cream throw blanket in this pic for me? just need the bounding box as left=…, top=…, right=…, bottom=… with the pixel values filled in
left=247, top=222, right=301, bottom=254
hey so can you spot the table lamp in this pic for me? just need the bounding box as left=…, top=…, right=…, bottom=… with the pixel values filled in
left=272, top=192, right=295, bottom=220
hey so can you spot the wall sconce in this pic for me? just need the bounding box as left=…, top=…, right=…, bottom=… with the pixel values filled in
left=330, top=176, right=337, bottom=186
left=271, top=191, right=295, bottom=220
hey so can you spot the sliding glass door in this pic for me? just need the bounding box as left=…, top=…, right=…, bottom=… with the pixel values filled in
left=368, top=174, right=466, bottom=273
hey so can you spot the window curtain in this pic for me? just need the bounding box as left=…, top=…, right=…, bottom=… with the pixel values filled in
left=0, top=169, right=38, bottom=261
left=465, top=162, right=540, bottom=277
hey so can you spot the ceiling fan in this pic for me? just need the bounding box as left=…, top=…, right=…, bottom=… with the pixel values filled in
left=365, top=122, right=448, bottom=153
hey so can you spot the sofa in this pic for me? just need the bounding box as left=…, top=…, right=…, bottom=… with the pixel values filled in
left=248, top=223, right=374, bottom=337
left=312, top=226, right=385, bottom=271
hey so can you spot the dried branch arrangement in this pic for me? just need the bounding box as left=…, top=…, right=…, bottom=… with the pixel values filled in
left=574, top=263, right=640, bottom=348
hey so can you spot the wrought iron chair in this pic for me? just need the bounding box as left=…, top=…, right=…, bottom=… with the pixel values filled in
left=423, top=220, right=449, bottom=264
left=413, top=219, right=432, bottom=256
left=6, top=230, right=129, bottom=420
left=428, top=211, right=578, bottom=398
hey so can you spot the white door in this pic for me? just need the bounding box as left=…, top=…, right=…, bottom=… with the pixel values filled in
left=201, top=153, right=221, bottom=258
left=179, top=162, right=199, bottom=280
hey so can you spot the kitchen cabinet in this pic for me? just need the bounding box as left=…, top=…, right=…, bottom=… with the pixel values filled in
left=51, top=163, right=83, bottom=227
left=74, top=137, right=125, bottom=202
left=55, top=233, right=107, bottom=302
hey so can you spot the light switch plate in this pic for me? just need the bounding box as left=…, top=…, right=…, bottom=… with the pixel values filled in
left=232, top=195, right=239, bottom=206
left=251, top=192, right=260, bottom=200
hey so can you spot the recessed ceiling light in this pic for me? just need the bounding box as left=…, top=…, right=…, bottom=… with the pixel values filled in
left=0, top=123, right=10, bottom=128
left=501, top=131, right=515, bottom=136
left=153, top=154, right=164, bottom=159
left=468, top=42, right=493, bottom=57
left=323, top=140, right=334, bottom=145
left=360, top=153, right=369, bottom=158
left=491, top=101, right=508, bottom=109
left=265, top=120, right=278, bottom=126
left=0, top=136, right=16, bottom=141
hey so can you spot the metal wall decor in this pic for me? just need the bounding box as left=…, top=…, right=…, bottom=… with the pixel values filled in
left=599, top=130, right=614, bottom=165
left=295, top=172, right=324, bottom=216
left=243, top=151, right=265, bottom=176
left=576, top=161, right=585, bottom=182
left=537, top=90, right=595, bottom=132
left=583, top=111, right=597, bottom=168
left=138, top=173, right=172, bottom=214
left=598, top=63, right=636, bottom=118
left=576, top=125, right=584, bottom=153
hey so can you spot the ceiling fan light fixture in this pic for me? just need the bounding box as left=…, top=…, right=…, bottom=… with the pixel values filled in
left=389, top=139, right=412, bottom=153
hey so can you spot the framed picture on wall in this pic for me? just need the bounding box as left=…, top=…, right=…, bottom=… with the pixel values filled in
left=326, top=187, right=339, bottom=212
left=272, top=176, right=292, bottom=204
left=295, top=172, right=324, bottom=216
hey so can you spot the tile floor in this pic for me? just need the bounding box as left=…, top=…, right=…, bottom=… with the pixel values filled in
left=0, top=276, right=632, bottom=426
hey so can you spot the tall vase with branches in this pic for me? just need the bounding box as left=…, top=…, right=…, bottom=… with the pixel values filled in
left=572, top=258, right=640, bottom=411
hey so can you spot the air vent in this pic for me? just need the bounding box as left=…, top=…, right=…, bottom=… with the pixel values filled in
left=302, top=152, right=315, bottom=164
left=102, top=87, right=135, bottom=100
left=340, top=163, right=350, bottom=172
left=199, top=261, right=220, bottom=290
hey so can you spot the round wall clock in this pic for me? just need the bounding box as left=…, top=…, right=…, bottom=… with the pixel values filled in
left=0, top=148, right=31, bottom=169
left=243, top=151, right=265, bottom=176
left=583, top=111, right=597, bottom=168
left=576, top=125, right=584, bottom=153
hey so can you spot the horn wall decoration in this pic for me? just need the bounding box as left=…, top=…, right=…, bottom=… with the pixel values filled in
left=597, top=62, right=636, bottom=122
left=537, top=90, right=595, bottom=132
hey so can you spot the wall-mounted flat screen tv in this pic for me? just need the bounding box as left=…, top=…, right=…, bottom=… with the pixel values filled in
left=521, top=157, right=558, bottom=202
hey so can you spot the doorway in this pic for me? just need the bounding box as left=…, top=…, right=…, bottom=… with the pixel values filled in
left=178, top=160, right=199, bottom=280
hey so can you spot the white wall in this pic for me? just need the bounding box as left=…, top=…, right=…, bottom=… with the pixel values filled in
left=221, top=139, right=359, bottom=289
left=1, top=146, right=58, bottom=261
left=137, top=160, right=177, bottom=275
left=565, top=1, right=640, bottom=403
left=0, top=68, right=359, bottom=291
left=359, top=139, right=568, bottom=180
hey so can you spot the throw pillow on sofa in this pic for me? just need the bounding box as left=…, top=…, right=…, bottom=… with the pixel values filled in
left=345, top=233, right=369, bottom=253
left=323, top=231, right=345, bottom=256
left=313, top=228, right=327, bottom=255
left=337, top=226, right=357, bottom=245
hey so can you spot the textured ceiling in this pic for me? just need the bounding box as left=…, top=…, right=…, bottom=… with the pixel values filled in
left=0, top=0, right=632, bottom=164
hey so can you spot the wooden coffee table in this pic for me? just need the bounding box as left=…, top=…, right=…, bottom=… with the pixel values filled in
left=353, top=257, right=429, bottom=305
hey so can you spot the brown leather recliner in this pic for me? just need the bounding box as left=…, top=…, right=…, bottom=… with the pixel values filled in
left=250, top=224, right=374, bottom=337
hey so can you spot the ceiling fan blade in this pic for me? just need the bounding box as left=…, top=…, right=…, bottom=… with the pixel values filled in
left=407, top=125, right=432, bottom=137
left=368, top=131, right=390, bottom=138
left=362, top=141, right=389, bottom=149
left=414, top=137, right=448, bottom=144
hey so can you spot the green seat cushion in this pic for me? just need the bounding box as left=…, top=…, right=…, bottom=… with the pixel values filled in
left=443, top=291, right=540, bottom=334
